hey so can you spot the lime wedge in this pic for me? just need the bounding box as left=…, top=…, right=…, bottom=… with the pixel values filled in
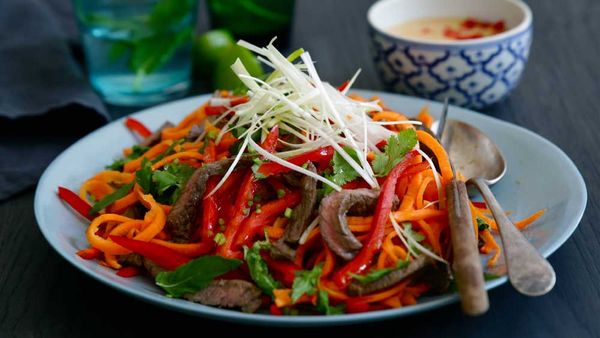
left=192, top=30, right=235, bottom=77
left=213, top=44, right=264, bottom=91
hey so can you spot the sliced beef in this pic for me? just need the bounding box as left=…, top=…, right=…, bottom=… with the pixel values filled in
left=140, top=122, right=174, bottom=147
left=269, top=163, right=318, bottom=261
left=187, top=124, right=205, bottom=141
left=347, top=255, right=452, bottom=296
left=270, top=239, right=297, bottom=261
left=283, top=162, right=318, bottom=243
left=319, top=188, right=380, bottom=261
left=166, top=157, right=251, bottom=242
left=183, top=279, right=262, bottom=313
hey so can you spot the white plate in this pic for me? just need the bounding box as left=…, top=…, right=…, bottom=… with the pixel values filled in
left=34, top=90, right=587, bottom=326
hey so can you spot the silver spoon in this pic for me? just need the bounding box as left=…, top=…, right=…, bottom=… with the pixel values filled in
left=439, top=115, right=556, bottom=296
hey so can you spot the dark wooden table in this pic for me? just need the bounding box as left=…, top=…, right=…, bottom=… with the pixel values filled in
left=2, top=0, right=599, bottom=337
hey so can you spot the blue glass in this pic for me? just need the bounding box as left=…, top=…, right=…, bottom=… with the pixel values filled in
left=74, top=0, right=198, bottom=106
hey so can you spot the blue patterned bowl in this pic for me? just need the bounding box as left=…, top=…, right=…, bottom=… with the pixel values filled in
left=368, top=0, right=532, bottom=109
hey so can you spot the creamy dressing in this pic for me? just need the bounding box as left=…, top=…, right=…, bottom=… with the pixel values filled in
left=387, top=16, right=506, bottom=41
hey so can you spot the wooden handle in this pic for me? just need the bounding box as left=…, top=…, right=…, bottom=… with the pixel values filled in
left=467, top=177, right=556, bottom=296
left=446, top=178, right=489, bottom=315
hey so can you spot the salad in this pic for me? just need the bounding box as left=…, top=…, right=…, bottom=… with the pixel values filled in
left=58, top=40, right=544, bottom=315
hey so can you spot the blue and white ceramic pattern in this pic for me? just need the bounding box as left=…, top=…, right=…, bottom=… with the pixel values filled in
left=368, top=0, right=533, bottom=109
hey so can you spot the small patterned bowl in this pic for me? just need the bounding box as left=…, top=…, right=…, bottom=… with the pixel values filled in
left=368, top=0, right=532, bottom=109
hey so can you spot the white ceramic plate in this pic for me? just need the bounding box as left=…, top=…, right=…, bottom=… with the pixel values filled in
left=34, top=90, right=587, bottom=326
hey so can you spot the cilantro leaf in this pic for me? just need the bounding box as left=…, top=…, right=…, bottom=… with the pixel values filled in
left=244, top=240, right=280, bottom=296
left=106, top=145, right=149, bottom=171
left=152, top=162, right=195, bottom=204
left=322, top=147, right=361, bottom=195
left=332, top=147, right=361, bottom=186
left=403, top=223, right=425, bottom=255
left=135, top=158, right=153, bottom=193
left=477, top=217, right=490, bottom=231
left=155, top=256, right=242, bottom=298
left=291, top=263, right=323, bottom=303
left=372, top=129, right=417, bottom=176
left=135, top=159, right=195, bottom=204
left=316, top=290, right=345, bottom=315
left=350, top=259, right=410, bottom=284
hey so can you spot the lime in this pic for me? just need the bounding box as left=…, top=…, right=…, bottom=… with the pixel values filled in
left=192, top=30, right=235, bottom=77
left=213, top=44, right=264, bottom=91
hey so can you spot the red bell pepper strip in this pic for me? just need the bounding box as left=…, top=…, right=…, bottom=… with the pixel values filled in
left=472, top=201, right=487, bottom=209
left=116, top=266, right=141, bottom=278
left=261, top=125, right=279, bottom=154
left=76, top=247, right=102, bottom=260
left=109, top=235, right=190, bottom=271
left=337, top=80, right=349, bottom=92
left=218, top=129, right=281, bottom=257
left=333, top=150, right=418, bottom=288
left=256, top=146, right=335, bottom=177
left=217, top=170, right=258, bottom=258
left=205, top=96, right=250, bottom=115
left=262, top=254, right=300, bottom=286
left=124, top=117, right=152, bottom=138
left=58, top=186, right=94, bottom=221
left=345, top=299, right=370, bottom=313
left=270, top=303, right=283, bottom=316
left=198, top=176, right=220, bottom=241
left=234, top=190, right=302, bottom=248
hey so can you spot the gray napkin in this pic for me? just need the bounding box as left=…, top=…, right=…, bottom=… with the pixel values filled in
left=0, top=0, right=109, bottom=200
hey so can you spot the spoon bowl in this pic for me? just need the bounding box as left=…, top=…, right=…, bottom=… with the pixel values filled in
left=440, top=120, right=506, bottom=185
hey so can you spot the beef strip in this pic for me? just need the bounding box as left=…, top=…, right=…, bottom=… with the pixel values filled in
left=166, top=157, right=251, bottom=242
left=319, top=188, right=380, bottom=261
left=187, top=124, right=205, bottom=141
left=140, top=122, right=174, bottom=147
left=269, top=163, right=318, bottom=261
left=347, top=255, right=452, bottom=296
left=183, top=279, right=263, bottom=313
left=283, top=162, right=318, bottom=243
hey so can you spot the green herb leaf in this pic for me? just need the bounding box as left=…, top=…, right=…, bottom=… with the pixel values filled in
left=135, top=158, right=153, bottom=193
left=316, top=290, right=345, bottom=315
left=244, top=240, right=281, bottom=296
left=89, top=182, right=135, bottom=216
left=350, top=259, right=410, bottom=284
left=152, top=162, right=195, bottom=204
left=322, top=146, right=361, bottom=195
left=291, top=263, right=323, bottom=303
left=477, top=217, right=490, bottom=231
left=372, top=129, right=417, bottom=176
left=106, top=145, right=149, bottom=171
left=403, top=223, right=425, bottom=254
left=155, top=256, right=242, bottom=298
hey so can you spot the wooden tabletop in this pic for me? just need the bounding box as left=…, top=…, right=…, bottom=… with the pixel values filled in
left=1, top=0, right=599, bottom=337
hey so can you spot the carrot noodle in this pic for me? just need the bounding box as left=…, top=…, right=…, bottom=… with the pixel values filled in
left=151, top=151, right=205, bottom=170
left=416, top=106, right=434, bottom=129
left=124, top=141, right=172, bottom=173
left=68, top=92, right=546, bottom=315
left=416, top=130, right=453, bottom=182
left=79, top=179, right=114, bottom=202
left=161, top=105, right=206, bottom=140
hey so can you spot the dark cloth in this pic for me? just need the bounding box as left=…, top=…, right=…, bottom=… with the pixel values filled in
left=0, top=0, right=108, bottom=200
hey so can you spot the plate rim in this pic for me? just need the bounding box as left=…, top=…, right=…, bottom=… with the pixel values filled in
left=34, top=90, right=587, bottom=326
